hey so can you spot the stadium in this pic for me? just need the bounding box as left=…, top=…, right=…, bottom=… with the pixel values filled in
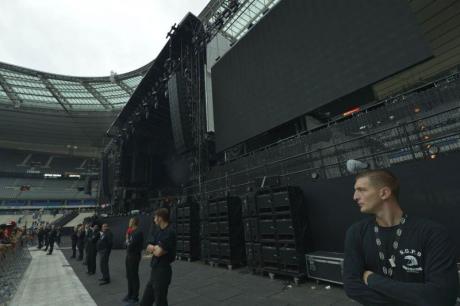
left=1, top=0, right=459, bottom=305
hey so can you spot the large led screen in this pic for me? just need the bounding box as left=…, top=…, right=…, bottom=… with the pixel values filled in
left=212, top=0, right=432, bottom=151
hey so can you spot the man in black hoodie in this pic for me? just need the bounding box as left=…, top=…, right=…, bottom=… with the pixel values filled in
left=97, top=223, right=113, bottom=285
left=343, top=169, right=459, bottom=306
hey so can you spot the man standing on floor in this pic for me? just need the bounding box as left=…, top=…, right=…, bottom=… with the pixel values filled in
left=87, top=224, right=100, bottom=275
left=123, top=217, right=144, bottom=304
left=55, top=226, right=61, bottom=246
left=46, top=225, right=57, bottom=255
left=71, top=225, right=78, bottom=258
left=343, top=169, right=459, bottom=306
left=97, top=223, right=113, bottom=285
left=83, top=223, right=91, bottom=265
left=42, top=223, right=50, bottom=252
left=76, top=224, right=85, bottom=261
left=140, top=208, right=176, bottom=306
left=37, top=225, right=44, bottom=249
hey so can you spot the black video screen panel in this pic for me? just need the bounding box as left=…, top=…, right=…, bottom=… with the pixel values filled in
left=212, top=0, right=432, bottom=151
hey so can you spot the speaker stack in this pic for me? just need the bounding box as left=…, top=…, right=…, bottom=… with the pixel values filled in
left=246, top=186, right=308, bottom=282
left=200, top=195, right=245, bottom=269
left=168, top=72, right=193, bottom=154
left=242, top=189, right=262, bottom=272
left=175, top=197, right=200, bottom=261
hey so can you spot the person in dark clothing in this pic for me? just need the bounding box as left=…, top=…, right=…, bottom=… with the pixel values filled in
left=87, top=224, right=100, bottom=275
left=123, top=217, right=144, bottom=304
left=71, top=225, right=78, bottom=258
left=55, top=226, right=61, bottom=245
left=140, top=208, right=176, bottom=306
left=43, top=224, right=50, bottom=252
left=344, top=169, right=459, bottom=306
left=37, top=225, right=44, bottom=249
left=97, top=223, right=113, bottom=285
left=76, top=224, right=85, bottom=260
left=46, top=225, right=57, bottom=255
left=83, top=223, right=91, bottom=265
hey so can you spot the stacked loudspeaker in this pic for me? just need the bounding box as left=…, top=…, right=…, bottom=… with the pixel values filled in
left=243, top=186, right=308, bottom=281
left=243, top=190, right=261, bottom=270
left=168, top=72, right=193, bottom=154
left=175, top=198, right=200, bottom=260
left=200, top=195, right=245, bottom=268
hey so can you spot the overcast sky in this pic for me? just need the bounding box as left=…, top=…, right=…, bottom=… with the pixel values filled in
left=0, top=0, right=209, bottom=77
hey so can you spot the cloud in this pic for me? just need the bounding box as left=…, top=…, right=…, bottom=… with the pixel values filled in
left=0, top=0, right=209, bottom=76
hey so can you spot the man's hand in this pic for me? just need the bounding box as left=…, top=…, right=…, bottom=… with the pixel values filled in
left=363, top=270, right=374, bottom=285
left=153, top=245, right=166, bottom=257
left=146, top=244, right=156, bottom=254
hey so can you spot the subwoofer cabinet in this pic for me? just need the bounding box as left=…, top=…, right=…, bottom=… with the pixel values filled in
left=175, top=198, right=200, bottom=260
left=200, top=195, right=245, bottom=268
left=244, top=186, right=309, bottom=280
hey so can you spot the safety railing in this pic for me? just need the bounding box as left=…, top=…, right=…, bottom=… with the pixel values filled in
left=0, top=233, right=32, bottom=306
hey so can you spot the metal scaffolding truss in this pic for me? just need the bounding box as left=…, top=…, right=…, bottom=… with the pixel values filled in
left=199, top=0, right=281, bottom=41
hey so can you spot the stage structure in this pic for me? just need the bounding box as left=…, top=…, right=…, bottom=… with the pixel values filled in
left=100, top=0, right=460, bottom=270
left=101, top=13, right=209, bottom=212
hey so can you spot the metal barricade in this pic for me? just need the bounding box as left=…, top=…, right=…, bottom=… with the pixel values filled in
left=0, top=237, right=32, bottom=306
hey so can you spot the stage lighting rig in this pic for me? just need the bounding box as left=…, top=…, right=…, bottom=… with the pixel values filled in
left=166, top=23, right=178, bottom=38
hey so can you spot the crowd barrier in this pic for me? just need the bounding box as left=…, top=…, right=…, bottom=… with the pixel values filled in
left=0, top=235, right=32, bottom=305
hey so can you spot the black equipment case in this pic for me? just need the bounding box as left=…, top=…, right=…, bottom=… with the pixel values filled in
left=305, top=251, right=344, bottom=285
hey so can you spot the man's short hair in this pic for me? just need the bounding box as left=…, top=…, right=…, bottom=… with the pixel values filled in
left=356, top=169, right=400, bottom=199
left=154, top=208, right=170, bottom=222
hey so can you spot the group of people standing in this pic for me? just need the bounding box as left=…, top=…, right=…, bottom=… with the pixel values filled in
left=70, top=222, right=113, bottom=285
left=36, top=223, right=61, bottom=255
left=67, top=208, right=176, bottom=306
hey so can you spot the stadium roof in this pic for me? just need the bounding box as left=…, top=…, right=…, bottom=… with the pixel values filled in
left=0, top=61, right=151, bottom=111
left=0, top=0, right=279, bottom=113
left=0, top=0, right=281, bottom=155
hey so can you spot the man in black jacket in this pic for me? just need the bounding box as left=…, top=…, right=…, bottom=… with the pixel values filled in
left=46, top=225, right=57, bottom=255
left=140, top=208, right=176, bottom=306
left=55, top=226, right=61, bottom=245
left=87, top=224, right=100, bottom=275
left=37, top=225, right=44, bottom=249
left=42, top=223, right=50, bottom=252
left=76, top=224, right=85, bottom=261
left=83, top=223, right=91, bottom=265
left=343, top=169, right=459, bottom=306
left=97, top=223, right=113, bottom=285
left=123, top=217, right=144, bottom=304
left=71, top=225, right=78, bottom=258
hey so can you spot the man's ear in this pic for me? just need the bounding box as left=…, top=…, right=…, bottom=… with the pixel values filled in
left=379, top=187, right=391, bottom=200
